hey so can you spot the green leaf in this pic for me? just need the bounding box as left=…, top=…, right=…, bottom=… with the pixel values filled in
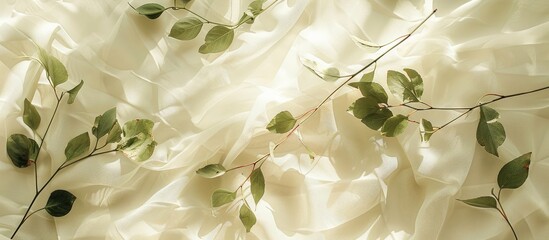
left=239, top=203, right=257, bottom=232
left=106, top=121, right=122, bottom=144
left=67, top=80, right=83, bottom=104
left=361, top=108, right=393, bottom=130
left=300, top=56, right=341, bottom=81
left=248, top=0, right=265, bottom=16
left=198, top=26, right=234, bottom=54
left=266, top=111, right=297, bottom=134
left=23, top=98, right=41, bottom=131
left=196, top=164, right=226, bottom=178
left=169, top=17, right=203, bottom=41
left=352, top=97, right=380, bottom=119
left=238, top=12, right=255, bottom=25
left=45, top=190, right=76, bottom=217
left=387, top=70, right=419, bottom=102
left=38, top=47, right=68, bottom=88
left=211, top=189, right=236, bottom=207
left=92, top=108, right=117, bottom=139
left=458, top=196, right=497, bottom=209
left=118, top=119, right=157, bottom=162
left=476, top=106, right=506, bottom=156
left=498, top=152, right=531, bottom=189
left=356, top=82, right=388, bottom=103
left=64, top=132, right=90, bottom=161
left=419, top=118, right=434, bottom=142
left=380, top=114, right=408, bottom=137
left=135, top=3, right=165, bottom=19
left=250, top=168, right=265, bottom=205
left=6, top=134, right=37, bottom=168
left=403, top=68, right=423, bottom=99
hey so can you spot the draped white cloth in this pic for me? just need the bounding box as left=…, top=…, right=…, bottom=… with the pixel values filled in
left=1, top=0, right=548, bottom=239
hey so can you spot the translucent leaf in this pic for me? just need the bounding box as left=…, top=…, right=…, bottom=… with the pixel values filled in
left=169, top=17, right=203, bottom=40
left=135, top=3, right=165, bottom=19
left=238, top=12, right=254, bottom=25
left=92, top=108, right=117, bottom=139
left=239, top=203, right=257, bottom=232
left=458, top=196, right=497, bottom=209
left=6, top=134, right=37, bottom=168
left=352, top=97, right=380, bottom=119
left=250, top=168, right=265, bottom=205
left=38, top=47, right=68, bottom=88
left=349, top=71, right=375, bottom=88
left=45, top=190, right=76, bottom=217
left=476, top=106, right=506, bottom=156
left=361, top=108, right=393, bottom=130
left=67, top=80, right=84, bottom=104
left=497, top=152, right=531, bottom=189
left=404, top=68, right=423, bottom=99
left=23, top=98, right=41, bottom=131
left=199, top=26, right=234, bottom=54
left=196, top=164, right=226, bottom=178
left=350, top=35, right=381, bottom=48
left=211, top=189, right=236, bottom=207
left=419, top=118, right=434, bottom=142
left=299, top=55, right=340, bottom=81
left=381, top=114, right=408, bottom=137
left=64, top=132, right=90, bottom=161
left=106, top=121, right=122, bottom=144
left=118, top=119, right=157, bottom=162
left=248, top=0, right=266, bottom=16
left=266, top=111, right=297, bottom=134
left=387, top=70, right=419, bottom=102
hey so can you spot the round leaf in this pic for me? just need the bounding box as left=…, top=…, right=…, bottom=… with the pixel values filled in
left=118, top=119, right=157, bottom=162
left=65, top=132, right=90, bottom=161
left=23, top=98, right=41, bottom=131
left=38, top=47, right=68, bottom=88
left=497, top=152, right=531, bottom=189
left=169, top=17, right=203, bottom=40
left=458, top=196, right=497, bottom=209
left=352, top=97, right=380, bottom=119
left=476, top=106, right=506, bottom=156
left=355, top=82, right=388, bottom=103
left=211, top=189, right=236, bottom=207
left=196, top=164, right=226, bottom=178
left=266, top=111, right=297, bottom=134
left=239, top=203, right=257, bottom=232
left=199, top=26, right=234, bottom=54
left=45, top=190, right=76, bottom=217
left=250, top=168, right=265, bottom=205
left=380, top=114, right=408, bottom=137
left=135, top=3, right=165, bottom=19
left=6, top=134, right=36, bottom=168
left=361, top=108, right=393, bottom=130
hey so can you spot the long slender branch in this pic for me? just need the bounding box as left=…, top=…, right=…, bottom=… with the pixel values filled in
left=492, top=188, right=519, bottom=240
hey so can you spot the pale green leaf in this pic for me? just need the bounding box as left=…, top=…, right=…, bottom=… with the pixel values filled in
left=250, top=168, right=265, bottom=205
left=211, top=189, right=236, bottom=207
left=118, top=119, right=157, bottom=162
left=65, top=132, right=90, bottom=161
left=199, top=26, right=234, bottom=54
left=45, top=190, right=76, bottom=217
left=248, top=0, right=266, bottom=16
left=404, top=68, right=423, bottom=99
left=381, top=114, right=408, bottom=137
left=387, top=70, right=419, bottom=102
left=6, top=134, right=36, bottom=168
left=196, top=164, right=226, bottom=178
left=38, top=47, right=68, bottom=88
left=458, top=196, right=497, bottom=209
left=498, top=152, right=531, bottom=189
left=67, top=80, right=84, bottom=104
left=300, top=55, right=340, bottom=81
left=135, top=3, right=165, bottom=19
left=169, top=17, right=203, bottom=40
left=361, top=108, right=393, bottom=130
left=350, top=35, right=381, bottom=48
left=92, top=108, right=117, bottom=139
left=106, top=121, right=122, bottom=144
left=419, top=118, right=434, bottom=142
left=352, top=97, right=380, bottom=119
left=23, top=98, right=41, bottom=131
left=239, top=203, right=257, bottom=232
left=266, top=111, right=297, bottom=134
left=476, top=106, right=506, bottom=156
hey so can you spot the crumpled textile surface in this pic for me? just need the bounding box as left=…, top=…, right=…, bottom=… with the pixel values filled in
left=1, top=0, right=548, bottom=239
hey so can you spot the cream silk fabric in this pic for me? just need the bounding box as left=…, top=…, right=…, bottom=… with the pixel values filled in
left=1, top=0, right=548, bottom=239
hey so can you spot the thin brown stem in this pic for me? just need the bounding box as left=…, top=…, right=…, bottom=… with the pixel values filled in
left=492, top=188, right=519, bottom=240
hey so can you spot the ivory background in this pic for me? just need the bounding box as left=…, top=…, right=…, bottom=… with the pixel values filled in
left=1, top=0, right=548, bottom=239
